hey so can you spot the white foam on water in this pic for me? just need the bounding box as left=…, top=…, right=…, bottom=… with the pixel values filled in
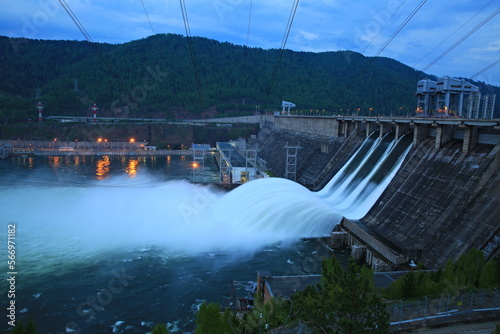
left=0, top=134, right=412, bottom=276
left=0, top=176, right=340, bottom=275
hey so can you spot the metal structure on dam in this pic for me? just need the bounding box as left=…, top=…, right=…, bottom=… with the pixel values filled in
left=262, top=115, right=500, bottom=270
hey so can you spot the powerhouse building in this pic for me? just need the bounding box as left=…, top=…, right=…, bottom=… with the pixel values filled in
left=416, top=76, right=496, bottom=119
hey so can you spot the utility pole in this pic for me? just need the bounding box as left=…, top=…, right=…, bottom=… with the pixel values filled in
left=91, top=103, right=99, bottom=123
left=36, top=101, right=44, bottom=122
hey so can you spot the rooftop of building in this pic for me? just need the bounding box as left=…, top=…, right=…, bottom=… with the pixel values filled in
left=216, top=142, right=248, bottom=168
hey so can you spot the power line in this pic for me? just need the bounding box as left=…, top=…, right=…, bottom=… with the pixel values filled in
left=57, top=0, right=119, bottom=78
left=265, top=0, right=300, bottom=107
left=179, top=0, right=204, bottom=112
left=179, top=0, right=192, bottom=36
left=470, top=57, right=500, bottom=79
left=280, top=0, right=299, bottom=50
left=413, top=0, right=495, bottom=69
left=350, top=0, right=427, bottom=84
left=57, top=0, right=93, bottom=42
left=421, top=7, right=500, bottom=72
left=361, top=0, right=409, bottom=55
left=371, top=0, right=427, bottom=59
left=141, top=0, right=155, bottom=34
left=246, top=0, right=253, bottom=48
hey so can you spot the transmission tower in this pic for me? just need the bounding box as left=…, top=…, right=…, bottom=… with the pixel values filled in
left=284, top=142, right=301, bottom=181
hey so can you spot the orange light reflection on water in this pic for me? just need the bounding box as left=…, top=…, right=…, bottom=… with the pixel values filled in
left=96, top=156, right=110, bottom=180
left=50, top=156, right=61, bottom=169
left=126, top=159, right=139, bottom=178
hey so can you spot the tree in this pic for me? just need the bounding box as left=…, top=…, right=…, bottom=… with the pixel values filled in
left=195, top=302, right=232, bottom=334
left=293, top=256, right=389, bottom=334
left=151, top=323, right=169, bottom=334
left=480, top=257, right=500, bottom=288
left=11, top=319, right=37, bottom=334
left=234, top=297, right=294, bottom=333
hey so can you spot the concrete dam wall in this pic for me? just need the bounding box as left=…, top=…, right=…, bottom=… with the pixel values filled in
left=362, top=138, right=500, bottom=269
left=256, top=116, right=500, bottom=269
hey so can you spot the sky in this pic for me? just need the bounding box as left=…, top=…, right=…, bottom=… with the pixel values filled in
left=1, top=0, right=499, bottom=86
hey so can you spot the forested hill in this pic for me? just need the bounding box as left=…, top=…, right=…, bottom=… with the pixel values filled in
left=1, top=33, right=498, bottom=122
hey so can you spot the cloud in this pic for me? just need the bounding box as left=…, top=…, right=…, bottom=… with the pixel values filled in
left=298, top=30, right=318, bottom=41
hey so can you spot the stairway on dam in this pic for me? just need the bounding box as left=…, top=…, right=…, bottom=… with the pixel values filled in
left=256, top=118, right=500, bottom=269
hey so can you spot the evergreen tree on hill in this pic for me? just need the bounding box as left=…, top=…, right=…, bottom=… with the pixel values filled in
left=0, top=34, right=498, bottom=123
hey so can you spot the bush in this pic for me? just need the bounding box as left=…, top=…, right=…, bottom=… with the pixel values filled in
left=151, top=323, right=169, bottom=334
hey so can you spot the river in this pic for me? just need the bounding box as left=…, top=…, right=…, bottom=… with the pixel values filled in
left=0, top=155, right=342, bottom=333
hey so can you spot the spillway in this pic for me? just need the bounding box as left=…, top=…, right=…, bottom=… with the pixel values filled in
left=211, top=131, right=413, bottom=238
left=318, top=132, right=413, bottom=219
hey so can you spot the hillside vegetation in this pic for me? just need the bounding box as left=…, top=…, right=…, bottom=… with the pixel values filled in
left=1, top=34, right=498, bottom=123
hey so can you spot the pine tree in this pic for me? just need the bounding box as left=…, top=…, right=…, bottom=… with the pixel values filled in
left=194, top=302, right=232, bottom=334
left=294, top=256, right=389, bottom=334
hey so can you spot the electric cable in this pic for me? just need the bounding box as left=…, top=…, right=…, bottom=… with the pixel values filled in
left=246, top=0, right=253, bottom=48
left=470, top=57, right=500, bottom=79
left=360, top=0, right=409, bottom=55
left=350, top=0, right=427, bottom=86
left=372, top=0, right=428, bottom=59
left=57, top=0, right=93, bottom=42
left=141, top=0, right=155, bottom=34
left=413, top=0, right=495, bottom=68
left=179, top=0, right=204, bottom=112
left=265, top=0, right=300, bottom=108
left=57, top=0, right=120, bottom=79
left=421, top=7, right=500, bottom=72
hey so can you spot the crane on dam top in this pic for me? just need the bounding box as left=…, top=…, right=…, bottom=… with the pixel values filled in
left=281, top=101, right=296, bottom=115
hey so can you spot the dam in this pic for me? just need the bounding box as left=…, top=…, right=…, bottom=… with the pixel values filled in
left=2, top=114, right=498, bottom=272
left=1, top=115, right=498, bottom=332
left=254, top=115, right=500, bottom=270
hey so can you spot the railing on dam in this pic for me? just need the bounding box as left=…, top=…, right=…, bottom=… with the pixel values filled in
left=0, top=140, right=196, bottom=157
left=14, top=149, right=193, bottom=157
left=389, top=289, right=499, bottom=332
left=273, top=115, right=500, bottom=153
